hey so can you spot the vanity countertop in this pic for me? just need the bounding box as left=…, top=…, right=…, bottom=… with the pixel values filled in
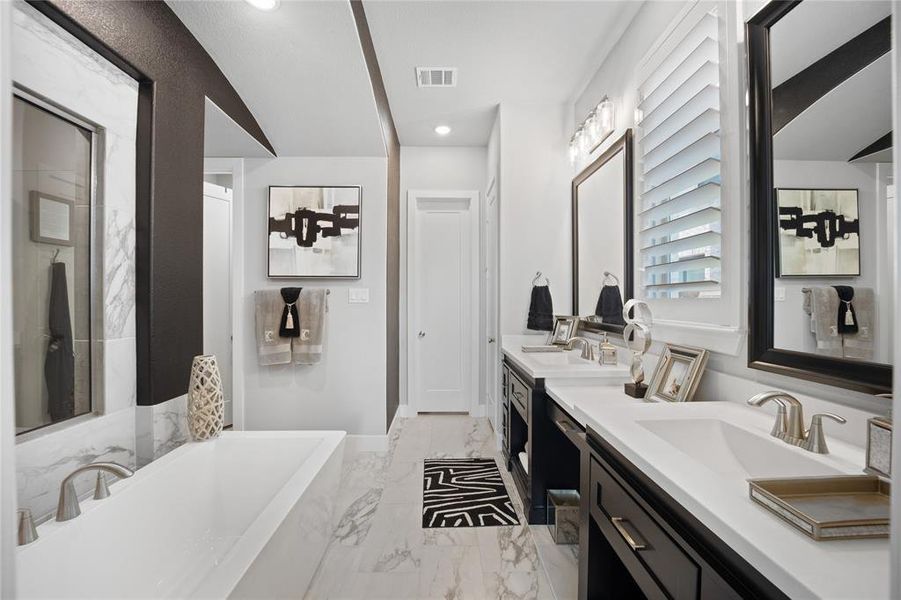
left=545, top=381, right=642, bottom=416
left=502, top=335, right=630, bottom=381
left=570, top=399, right=889, bottom=600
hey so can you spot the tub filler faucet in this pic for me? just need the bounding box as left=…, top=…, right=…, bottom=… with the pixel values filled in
left=56, top=462, right=134, bottom=522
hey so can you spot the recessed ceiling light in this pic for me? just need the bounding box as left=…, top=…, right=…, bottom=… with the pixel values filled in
left=434, top=125, right=451, bottom=136
left=245, top=0, right=279, bottom=11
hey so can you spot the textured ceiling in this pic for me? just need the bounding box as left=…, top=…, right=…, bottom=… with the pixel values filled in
left=168, top=0, right=386, bottom=157
left=362, top=0, right=642, bottom=146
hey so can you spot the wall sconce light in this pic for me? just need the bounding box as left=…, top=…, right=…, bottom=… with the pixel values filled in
left=569, top=96, right=617, bottom=167
left=634, top=107, right=644, bottom=126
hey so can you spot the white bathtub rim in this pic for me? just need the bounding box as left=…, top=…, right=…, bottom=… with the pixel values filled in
left=17, top=430, right=347, bottom=599
left=188, top=430, right=346, bottom=599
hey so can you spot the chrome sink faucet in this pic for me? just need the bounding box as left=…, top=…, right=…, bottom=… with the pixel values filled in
left=747, top=391, right=846, bottom=454
left=56, top=462, right=134, bottom=522
left=564, top=336, right=596, bottom=361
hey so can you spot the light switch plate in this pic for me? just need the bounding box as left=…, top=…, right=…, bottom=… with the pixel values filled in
left=348, top=288, right=370, bottom=304
left=774, top=287, right=785, bottom=302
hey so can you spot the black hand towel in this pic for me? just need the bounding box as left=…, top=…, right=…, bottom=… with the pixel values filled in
left=832, top=285, right=858, bottom=334
left=279, top=287, right=303, bottom=337
left=527, top=285, right=554, bottom=331
left=45, top=262, right=74, bottom=421
left=595, top=284, right=625, bottom=326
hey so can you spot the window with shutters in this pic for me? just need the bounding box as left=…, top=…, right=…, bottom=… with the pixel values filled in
left=636, top=9, right=722, bottom=300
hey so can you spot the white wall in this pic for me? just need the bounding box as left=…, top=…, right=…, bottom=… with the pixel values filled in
left=398, top=146, right=487, bottom=410
left=498, top=102, right=572, bottom=335
left=772, top=160, right=890, bottom=361
left=242, top=157, right=388, bottom=435
left=0, top=0, right=16, bottom=591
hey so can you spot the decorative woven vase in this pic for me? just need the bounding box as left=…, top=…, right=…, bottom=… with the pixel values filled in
left=187, top=354, right=224, bottom=441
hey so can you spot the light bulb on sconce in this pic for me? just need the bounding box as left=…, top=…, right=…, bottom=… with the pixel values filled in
left=634, top=107, right=644, bottom=126
left=568, top=134, right=580, bottom=165
left=577, top=127, right=591, bottom=156
left=597, top=97, right=615, bottom=132
left=585, top=111, right=600, bottom=146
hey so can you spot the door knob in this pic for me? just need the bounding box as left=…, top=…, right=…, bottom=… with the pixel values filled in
left=488, top=337, right=496, bottom=343
left=418, top=331, right=426, bottom=338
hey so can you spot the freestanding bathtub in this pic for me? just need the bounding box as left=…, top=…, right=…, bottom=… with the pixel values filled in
left=16, top=430, right=346, bottom=599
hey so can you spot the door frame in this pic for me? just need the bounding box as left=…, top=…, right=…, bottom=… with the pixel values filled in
left=484, top=177, right=500, bottom=432
left=407, top=189, right=481, bottom=416
left=203, top=158, right=245, bottom=430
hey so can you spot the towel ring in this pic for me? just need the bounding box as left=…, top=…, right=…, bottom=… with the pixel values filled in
left=532, top=271, right=550, bottom=286
left=602, top=271, right=619, bottom=286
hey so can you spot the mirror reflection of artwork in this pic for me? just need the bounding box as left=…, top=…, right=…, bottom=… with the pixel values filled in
left=268, top=186, right=361, bottom=278
left=776, top=189, right=860, bottom=277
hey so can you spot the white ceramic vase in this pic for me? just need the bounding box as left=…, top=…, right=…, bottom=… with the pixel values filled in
left=187, top=354, right=224, bottom=441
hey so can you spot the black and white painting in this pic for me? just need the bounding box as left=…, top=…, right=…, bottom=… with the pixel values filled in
left=776, top=188, right=860, bottom=277
left=268, top=186, right=361, bottom=278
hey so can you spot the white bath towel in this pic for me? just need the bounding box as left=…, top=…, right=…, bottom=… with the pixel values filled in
left=254, top=290, right=292, bottom=366
left=843, top=287, right=875, bottom=361
left=292, top=288, right=328, bottom=365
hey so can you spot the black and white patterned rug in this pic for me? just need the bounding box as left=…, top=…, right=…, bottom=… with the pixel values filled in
left=422, top=458, right=519, bottom=528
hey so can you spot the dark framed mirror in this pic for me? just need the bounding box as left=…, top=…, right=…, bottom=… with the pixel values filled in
left=747, top=1, right=893, bottom=394
left=572, top=130, right=634, bottom=335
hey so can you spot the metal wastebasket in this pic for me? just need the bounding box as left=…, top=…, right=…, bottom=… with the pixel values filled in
left=546, top=489, right=580, bottom=544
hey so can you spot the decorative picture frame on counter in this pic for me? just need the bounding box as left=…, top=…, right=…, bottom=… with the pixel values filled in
left=548, top=315, right=580, bottom=346
left=644, top=343, right=709, bottom=403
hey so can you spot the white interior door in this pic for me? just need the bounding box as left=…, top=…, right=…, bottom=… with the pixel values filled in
left=485, top=181, right=499, bottom=430
left=203, top=181, right=233, bottom=426
left=410, top=191, right=479, bottom=413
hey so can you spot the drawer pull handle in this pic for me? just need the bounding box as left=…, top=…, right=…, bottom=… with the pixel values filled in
left=555, top=419, right=576, bottom=434
left=611, top=517, right=647, bottom=552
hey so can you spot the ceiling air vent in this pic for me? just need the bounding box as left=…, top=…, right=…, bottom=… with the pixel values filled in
left=415, top=67, right=457, bottom=88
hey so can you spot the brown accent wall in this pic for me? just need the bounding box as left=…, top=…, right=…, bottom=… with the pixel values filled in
left=350, top=1, right=400, bottom=430
left=27, top=1, right=275, bottom=405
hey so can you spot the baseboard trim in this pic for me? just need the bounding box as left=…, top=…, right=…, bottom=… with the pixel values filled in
left=344, top=434, right=389, bottom=453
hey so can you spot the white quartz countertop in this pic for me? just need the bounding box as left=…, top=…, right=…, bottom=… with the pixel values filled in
left=502, top=335, right=630, bottom=381
left=544, top=384, right=889, bottom=600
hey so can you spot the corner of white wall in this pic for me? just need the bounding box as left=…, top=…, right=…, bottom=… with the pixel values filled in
left=0, top=0, right=17, bottom=593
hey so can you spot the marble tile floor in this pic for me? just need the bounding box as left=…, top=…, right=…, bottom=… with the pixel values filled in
left=305, top=414, right=579, bottom=600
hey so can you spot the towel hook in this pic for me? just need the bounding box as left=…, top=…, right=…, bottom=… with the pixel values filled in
left=532, top=271, right=550, bottom=286
left=603, top=271, right=619, bottom=286
left=51, top=249, right=60, bottom=263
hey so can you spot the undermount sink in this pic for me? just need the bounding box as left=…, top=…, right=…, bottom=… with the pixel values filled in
left=528, top=352, right=595, bottom=367
left=638, top=418, right=842, bottom=479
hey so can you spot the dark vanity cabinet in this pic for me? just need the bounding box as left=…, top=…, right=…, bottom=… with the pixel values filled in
left=502, top=357, right=583, bottom=524
left=579, top=429, right=789, bottom=600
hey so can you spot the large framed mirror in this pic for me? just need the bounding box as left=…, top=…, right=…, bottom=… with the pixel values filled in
left=572, top=130, right=634, bottom=335
left=748, top=1, right=892, bottom=394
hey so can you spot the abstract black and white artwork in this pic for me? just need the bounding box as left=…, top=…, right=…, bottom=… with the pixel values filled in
left=422, top=458, right=519, bottom=528
left=776, top=188, right=860, bottom=277
left=268, top=186, right=361, bottom=278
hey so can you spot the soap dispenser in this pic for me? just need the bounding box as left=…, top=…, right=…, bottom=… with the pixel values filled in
left=599, top=334, right=618, bottom=366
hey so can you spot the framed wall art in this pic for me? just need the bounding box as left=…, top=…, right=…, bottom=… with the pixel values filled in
left=775, top=188, right=860, bottom=277
left=267, top=185, right=361, bottom=278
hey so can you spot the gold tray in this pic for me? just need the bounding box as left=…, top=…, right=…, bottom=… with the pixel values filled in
left=748, top=475, right=890, bottom=540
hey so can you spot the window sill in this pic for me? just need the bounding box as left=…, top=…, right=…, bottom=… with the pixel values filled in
left=651, top=319, right=746, bottom=356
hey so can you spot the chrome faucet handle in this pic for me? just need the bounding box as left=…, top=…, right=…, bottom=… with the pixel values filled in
left=56, top=462, right=134, bottom=522
left=17, top=509, right=38, bottom=546
left=801, top=413, right=847, bottom=454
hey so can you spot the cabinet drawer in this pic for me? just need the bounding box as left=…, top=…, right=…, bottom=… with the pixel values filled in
left=590, top=457, right=699, bottom=600
left=508, top=371, right=529, bottom=420
left=501, top=365, right=509, bottom=399
left=546, top=400, right=584, bottom=447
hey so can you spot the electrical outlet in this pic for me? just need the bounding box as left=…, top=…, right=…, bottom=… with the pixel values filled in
left=348, top=288, right=370, bottom=304
left=774, top=287, right=786, bottom=302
